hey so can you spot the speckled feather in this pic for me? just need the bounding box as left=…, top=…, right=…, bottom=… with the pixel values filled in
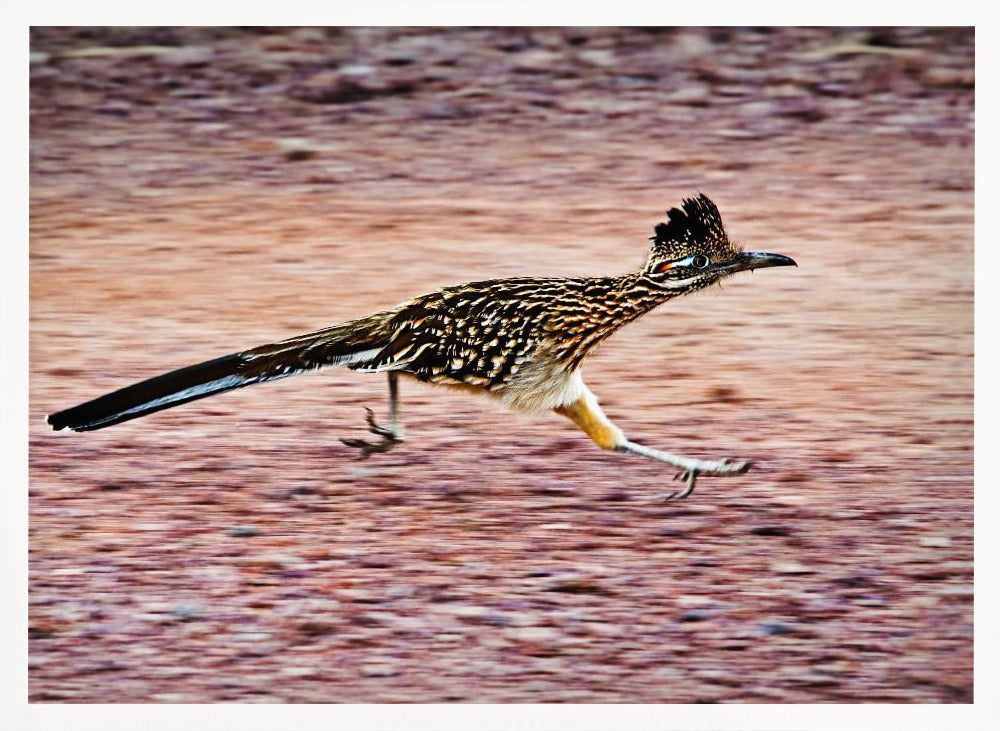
left=47, top=194, right=746, bottom=430
left=651, top=193, right=730, bottom=256
left=239, top=194, right=740, bottom=400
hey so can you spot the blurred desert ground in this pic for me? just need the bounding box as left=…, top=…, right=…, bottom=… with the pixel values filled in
left=29, top=27, right=972, bottom=702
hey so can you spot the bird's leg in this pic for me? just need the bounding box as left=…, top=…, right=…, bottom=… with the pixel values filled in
left=554, top=386, right=752, bottom=500
left=616, top=440, right=752, bottom=500
left=341, top=373, right=405, bottom=459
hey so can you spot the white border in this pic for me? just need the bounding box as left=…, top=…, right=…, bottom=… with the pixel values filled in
left=5, top=3, right=993, bottom=730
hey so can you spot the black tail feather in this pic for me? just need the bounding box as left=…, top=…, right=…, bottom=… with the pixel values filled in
left=46, top=311, right=397, bottom=432
left=47, top=353, right=249, bottom=432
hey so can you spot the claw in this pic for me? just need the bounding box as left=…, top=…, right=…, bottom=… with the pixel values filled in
left=340, top=436, right=376, bottom=460
left=342, top=407, right=402, bottom=459
left=664, top=469, right=699, bottom=501
left=363, top=407, right=397, bottom=439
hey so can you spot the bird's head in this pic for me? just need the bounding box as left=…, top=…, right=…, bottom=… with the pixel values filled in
left=640, top=194, right=796, bottom=295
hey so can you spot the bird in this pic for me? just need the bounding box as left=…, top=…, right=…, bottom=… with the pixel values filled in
left=47, top=193, right=796, bottom=499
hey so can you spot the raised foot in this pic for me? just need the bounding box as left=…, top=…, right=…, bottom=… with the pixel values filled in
left=618, top=440, right=753, bottom=500
left=663, top=458, right=753, bottom=501
left=340, top=407, right=403, bottom=460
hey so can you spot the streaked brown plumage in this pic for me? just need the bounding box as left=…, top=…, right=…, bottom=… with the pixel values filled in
left=47, top=194, right=796, bottom=499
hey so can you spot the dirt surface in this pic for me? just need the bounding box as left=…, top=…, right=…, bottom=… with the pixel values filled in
left=29, top=27, right=973, bottom=703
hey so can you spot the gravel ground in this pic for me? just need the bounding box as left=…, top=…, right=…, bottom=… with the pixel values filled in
left=29, top=27, right=973, bottom=703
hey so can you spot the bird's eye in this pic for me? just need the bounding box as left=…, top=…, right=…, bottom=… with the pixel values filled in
left=691, top=254, right=710, bottom=269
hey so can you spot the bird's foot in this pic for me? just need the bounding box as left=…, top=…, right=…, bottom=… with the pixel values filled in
left=662, top=458, right=753, bottom=500
left=618, top=440, right=752, bottom=500
left=341, top=407, right=403, bottom=460
left=665, top=468, right=700, bottom=501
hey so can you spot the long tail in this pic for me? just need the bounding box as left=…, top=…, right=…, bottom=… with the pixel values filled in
left=47, top=314, right=394, bottom=432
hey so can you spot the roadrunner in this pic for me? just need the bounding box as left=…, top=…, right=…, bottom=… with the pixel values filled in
left=48, top=194, right=795, bottom=499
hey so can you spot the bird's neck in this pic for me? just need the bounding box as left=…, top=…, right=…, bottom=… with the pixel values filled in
left=594, top=270, right=675, bottom=314
left=544, top=273, right=679, bottom=369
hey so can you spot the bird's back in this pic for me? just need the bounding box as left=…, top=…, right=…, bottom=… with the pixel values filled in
left=334, top=273, right=655, bottom=407
left=353, top=276, right=577, bottom=387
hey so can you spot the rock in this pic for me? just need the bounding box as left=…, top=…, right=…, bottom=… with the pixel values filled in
left=510, top=49, right=563, bottom=72
left=921, top=66, right=973, bottom=88
left=234, top=632, right=274, bottom=642
left=677, top=595, right=715, bottom=607
left=776, top=97, right=827, bottom=122
left=292, top=68, right=413, bottom=105
left=96, top=101, right=132, bottom=117
left=673, top=30, right=714, bottom=59
left=507, top=626, right=560, bottom=643
left=170, top=604, right=201, bottom=619
left=339, top=64, right=378, bottom=77
left=759, top=621, right=794, bottom=636
left=666, top=83, right=711, bottom=106
left=679, top=610, right=710, bottom=622
left=151, top=693, right=189, bottom=702
left=854, top=596, right=886, bottom=606
left=920, top=536, right=952, bottom=547
left=578, top=49, right=616, bottom=67
left=439, top=604, right=491, bottom=618
left=157, top=46, right=215, bottom=67
left=770, top=494, right=810, bottom=507
left=771, top=561, right=815, bottom=574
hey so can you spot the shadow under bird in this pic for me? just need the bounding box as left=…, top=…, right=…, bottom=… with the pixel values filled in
left=48, top=194, right=796, bottom=499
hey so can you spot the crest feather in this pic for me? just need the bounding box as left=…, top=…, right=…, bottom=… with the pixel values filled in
left=651, top=193, right=727, bottom=245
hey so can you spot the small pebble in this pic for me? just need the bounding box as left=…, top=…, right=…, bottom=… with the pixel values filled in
left=920, top=536, right=952, bottom=548
left=679, top=610, right=710, bottom=622
left=508, top=626, right=560, bottom=643
left=771, top=561, right=814, bottom=574
left=759, top=621, right=794, bottom=636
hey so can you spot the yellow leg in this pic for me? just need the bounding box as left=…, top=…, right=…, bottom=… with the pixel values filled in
left=554, top=389, right=625, bottom=451
left=554, top=385, right=752, bottom=500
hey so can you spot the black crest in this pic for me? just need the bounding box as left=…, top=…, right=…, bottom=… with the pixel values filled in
left=651, top=194, right=727, bottom=246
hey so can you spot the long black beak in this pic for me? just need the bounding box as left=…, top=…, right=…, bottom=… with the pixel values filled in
left=727, top=251, right=797, bottom=273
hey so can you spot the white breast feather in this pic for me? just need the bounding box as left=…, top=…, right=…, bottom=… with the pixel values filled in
left=493, top=355, right=587, bottom=413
